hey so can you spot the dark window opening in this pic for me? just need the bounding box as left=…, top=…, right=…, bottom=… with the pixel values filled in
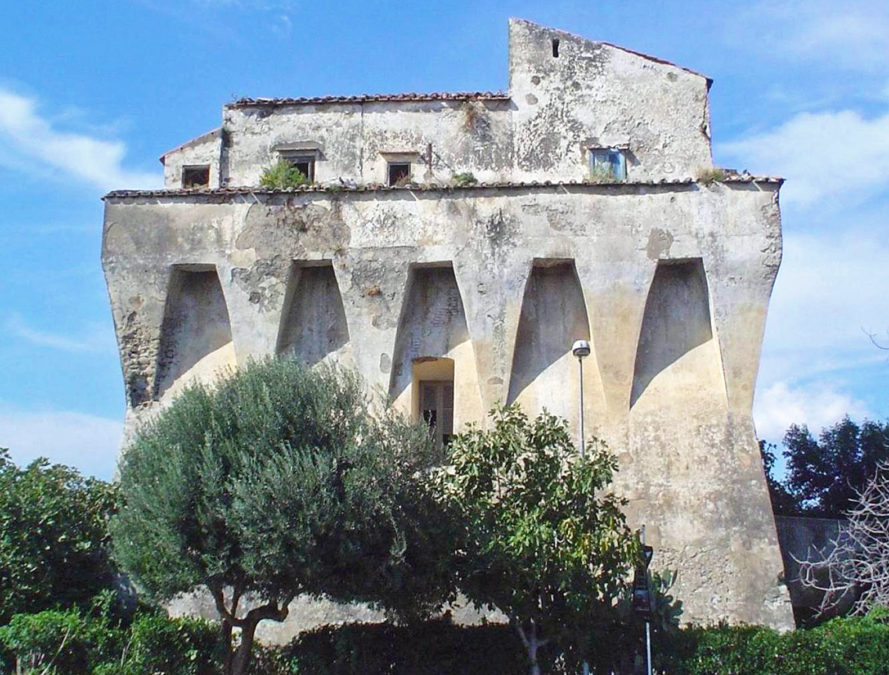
left=283, top=155, right=315, bottom=182
left=420, top=380, right=454, bottom=446
left=388, top=162, right=411, bottom=186
left=552, top=38, right=560, bottom=58
left=182, top=166, right=210, bottom=189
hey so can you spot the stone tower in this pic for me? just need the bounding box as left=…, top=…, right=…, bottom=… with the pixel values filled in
left=103, top=19, right=793, bottom=631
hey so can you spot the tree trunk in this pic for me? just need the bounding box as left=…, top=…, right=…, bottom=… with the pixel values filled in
left=230, top=617, right=259, bottom=675
left=221, top=619, right=234, bottom=675
left=515, top=619, right=542, bottom=675
left=528, top=632, right=541, bottom=675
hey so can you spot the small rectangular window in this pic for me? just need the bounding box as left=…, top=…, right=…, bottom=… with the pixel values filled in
left=182, top=166, right=210, bottom=189
left=589, top=148, right=627, bottom=181
left=388, top=162, right=411, bottom=186
left=281, top=154, right=315, bottom=182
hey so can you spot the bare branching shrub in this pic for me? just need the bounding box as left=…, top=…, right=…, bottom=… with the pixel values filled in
left=799, top=460, right=889, bottom=615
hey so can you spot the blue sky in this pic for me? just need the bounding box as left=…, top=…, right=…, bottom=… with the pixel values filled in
left=1, top=0, right=887, bottom=479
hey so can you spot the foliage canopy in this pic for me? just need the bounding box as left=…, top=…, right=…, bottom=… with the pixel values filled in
left=768, top=417, right=889, bottom=517
left=434, top=406, right=638, bottom=674
left=0, top=450, right=118, bottom=625
left=112, top=358, right=454, bottom=674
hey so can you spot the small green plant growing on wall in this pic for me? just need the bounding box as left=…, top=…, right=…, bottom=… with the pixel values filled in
left=587, top=164, right=621, bottom=183
left=696, top=167, right=727, bottom=185
left=452, top=172, right=477, bottom=186
left=260, top=159, right=310, bottom=188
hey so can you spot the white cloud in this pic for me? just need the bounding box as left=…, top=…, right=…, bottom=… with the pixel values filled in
left=6, top=314, right=115, bottom=354
left=718, top=106, right=889, bottom=208
left=0, top=88, right=159, bottom=192
left=0, top=405, right=122, bottom=480
left=732, top=1, right=889, bottom=73
left=758, top=223, right=889, bottom=388
left=754, top=380, right=871, bottom=442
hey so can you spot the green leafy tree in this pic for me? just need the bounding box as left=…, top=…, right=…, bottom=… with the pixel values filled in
left=0, top=450, right=118, bottom=625
left=783, top=417, right=889, bottom=517
left=758, top=440, right=800, bottom=516
left=112, top=358, right=455, bottom=675
left=434, top=406, right=638, bottom=674
left=259, top=159, right=310, bottom=188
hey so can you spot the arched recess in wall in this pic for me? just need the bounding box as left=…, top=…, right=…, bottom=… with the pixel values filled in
left=389, top=264, right=483, bottom=433
left=155, top=265, right=236, bottom=400
left=630, top=258, right=726, bottom=410
left=507, top=260, right=594, bottom=421
left=276, top=261, right=351, bottom=366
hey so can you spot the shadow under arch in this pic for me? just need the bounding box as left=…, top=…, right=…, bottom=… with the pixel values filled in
left=507, top=260, right=590, bottom=405
left=276, top=260, right=350, bottom=366
left=630, top=258, right=714, bottom=408
left=155, top=265, right=234, bottom=399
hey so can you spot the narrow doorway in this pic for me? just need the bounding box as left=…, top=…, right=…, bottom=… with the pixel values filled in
left=419, top=379, right=454, bottom=445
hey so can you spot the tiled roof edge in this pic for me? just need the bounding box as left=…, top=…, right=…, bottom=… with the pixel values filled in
left=226, top=92, right=511, bottom=108
left=159, top=127, right=221, bottom=163
left=104, top=176, right=782, bottom=199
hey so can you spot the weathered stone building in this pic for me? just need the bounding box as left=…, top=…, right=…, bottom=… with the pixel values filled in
left=103, top=19, right=794, bottom=632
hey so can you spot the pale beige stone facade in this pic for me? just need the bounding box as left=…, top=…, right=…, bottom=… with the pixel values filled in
left=103, top=19, right=794, bottom=635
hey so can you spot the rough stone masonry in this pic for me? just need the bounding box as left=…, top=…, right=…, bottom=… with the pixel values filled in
left=102, top=18, right=794, bottom=636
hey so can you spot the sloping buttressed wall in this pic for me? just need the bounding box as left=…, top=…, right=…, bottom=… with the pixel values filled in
left=630, top=257, right=724, bottom=408
left=389, top=265, right=483, bottom=429
left=508, top=260, right=597, bottom=423
left=103, top=182, right=792, bottom=634
left=276, top=262, right=351, bottom=366
left=155, top=267, right=236, bottom=399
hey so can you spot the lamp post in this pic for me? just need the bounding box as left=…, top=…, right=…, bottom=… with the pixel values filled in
left=572, top=339, right=591, bottom=457
left=571, top=339, right=591, bottom=675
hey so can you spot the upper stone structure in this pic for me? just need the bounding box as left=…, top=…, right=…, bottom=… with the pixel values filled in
left=103, top=19, right=793, bottom=635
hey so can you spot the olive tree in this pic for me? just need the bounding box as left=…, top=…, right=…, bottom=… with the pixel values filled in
left=434, top=406, right=638, bottom=675
left=112, top=358, right=455, bottom=675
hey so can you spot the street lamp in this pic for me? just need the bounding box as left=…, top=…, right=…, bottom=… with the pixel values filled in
left=572, top=339, right=592, bottom=675
left=572, top=339, right=590, bottom=457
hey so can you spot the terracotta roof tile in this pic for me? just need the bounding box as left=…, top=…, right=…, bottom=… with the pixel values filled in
left=226, top=92, right=510, bottom=108
left=104, top=176, right=782, bottom=199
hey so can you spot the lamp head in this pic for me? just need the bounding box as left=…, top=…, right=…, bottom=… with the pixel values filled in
left=572, top=339, right=591, bottom=359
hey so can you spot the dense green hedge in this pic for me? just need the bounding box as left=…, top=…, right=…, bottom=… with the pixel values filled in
left=658, top=610, right=889, bottom=675
left=0, top=594, right=220, bottom=675
left=266, top=618, right=530, bottom=674
left=265, top=612, right=889, bottom=675
left=3, top=607, right=889, bottom=674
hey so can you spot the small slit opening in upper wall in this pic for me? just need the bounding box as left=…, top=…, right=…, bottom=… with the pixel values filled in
left=552, top=38, right=560, bottom=58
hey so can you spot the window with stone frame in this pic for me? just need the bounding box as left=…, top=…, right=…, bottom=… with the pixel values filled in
left=281, top=154, right=315, bottom=182
left=182, top=165, right=210, bottom=189
left=589, top=148, right=627, bottom=180
left=387, top=161, right=412, bottom=186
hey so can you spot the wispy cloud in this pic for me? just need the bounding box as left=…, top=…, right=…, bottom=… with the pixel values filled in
left=754, top=380, right=871, bottom=442
left=6, top=314, right=115, bottom=354
left=0, top=88, right=159, bottom=192
left=730, top=0, right=889, bottom=73
left=718, top=103, right=889, bottom=208
left=0, top=404, right=122, bottom=480
left=756, top=221, right=889, bottom=393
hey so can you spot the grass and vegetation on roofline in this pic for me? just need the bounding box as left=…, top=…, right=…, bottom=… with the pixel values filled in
left=452, top=172, right=477, bottom=186
left=259, top=159, right=310, bottom=188
left=696, top=167, right=727, bottom=185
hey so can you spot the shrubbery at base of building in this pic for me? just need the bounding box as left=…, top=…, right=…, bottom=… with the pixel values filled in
left=0, top=593, right=220, bottom=675
left=6, top=608, right=888, bottom=675
left=268, top=611, right=889, bottom=675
